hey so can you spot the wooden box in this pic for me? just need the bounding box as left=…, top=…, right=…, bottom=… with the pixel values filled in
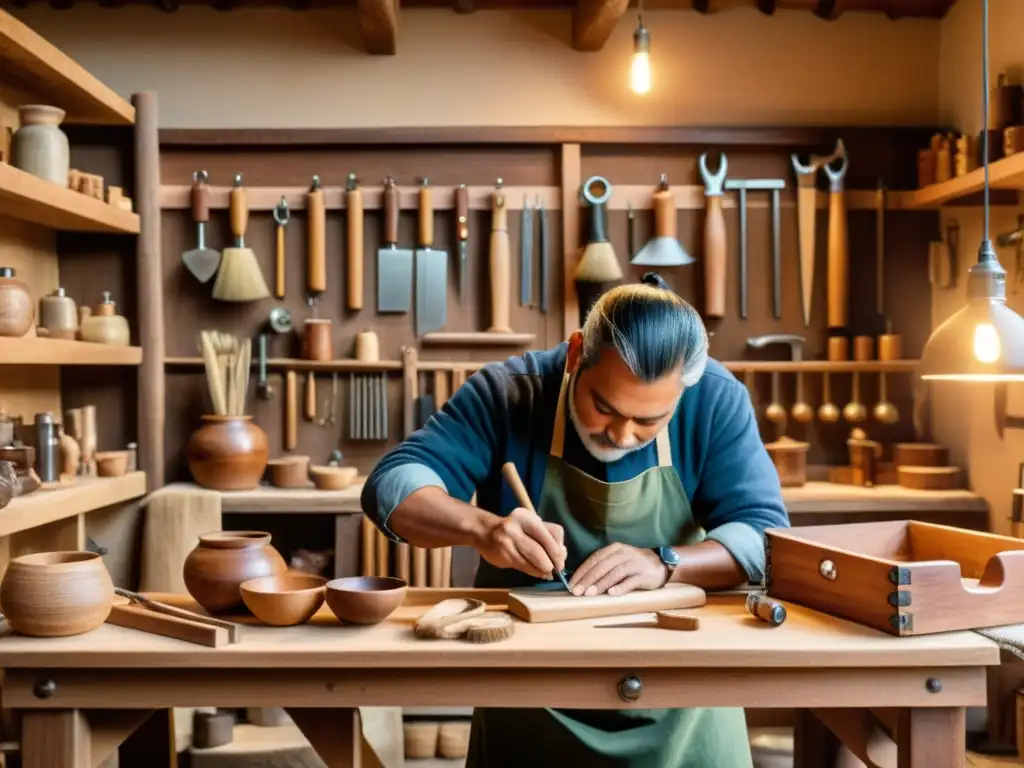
left=765, top=520, right=1024, bottom=636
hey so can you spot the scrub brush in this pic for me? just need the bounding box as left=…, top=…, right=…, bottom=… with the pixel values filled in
left=573, top=176, right=623, bottom=283
left=465, top=613, right=515, bottom=644
left=212, top=174, right=271, bottom=302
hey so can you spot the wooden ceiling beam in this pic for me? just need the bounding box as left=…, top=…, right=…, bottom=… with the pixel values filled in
left=573, top=0, right=629, bottom=52
left=358, top=0, right=397, bottom=54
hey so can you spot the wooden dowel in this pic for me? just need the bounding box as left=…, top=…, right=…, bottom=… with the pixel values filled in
left=412, top=547, right=427, bottom=587
left=360, top=516, right=376, bottom=578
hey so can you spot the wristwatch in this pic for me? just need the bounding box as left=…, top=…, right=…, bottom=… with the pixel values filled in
left=653, top=545, right=681, bottom=571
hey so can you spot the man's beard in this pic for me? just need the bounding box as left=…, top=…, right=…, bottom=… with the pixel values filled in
left=567, top=372, right=655, bottom=464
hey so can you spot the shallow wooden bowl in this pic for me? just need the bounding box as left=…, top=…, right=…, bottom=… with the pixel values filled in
left=309, top=465, right=358, bottom=491
left=266, top=456, right=309, bottom=488
left=95, top=450, right=129, bottom=478
left=0, top=551, right=114, bottom=637
left=240, top=572, right=328, bottom=627
left=325, top=576, right=407, bottom=625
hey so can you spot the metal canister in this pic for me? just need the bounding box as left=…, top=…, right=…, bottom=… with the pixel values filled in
left=746, top=592, right=787, bottom=626
left=126, top=442, right=137, bottom=472
left=33, top=412, right=58, bottom=483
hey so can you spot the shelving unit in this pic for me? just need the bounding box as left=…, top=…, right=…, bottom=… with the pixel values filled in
left=0, top=472, right=146, bottom=538
left=0, top=337, right=142, bottom=365
left=910, top=152, right=1024, bottom=208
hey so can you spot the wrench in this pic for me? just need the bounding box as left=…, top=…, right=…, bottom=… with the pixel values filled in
left=820, top=140, right=849, bottom=329
left=699, top=153, right=728, bottom=319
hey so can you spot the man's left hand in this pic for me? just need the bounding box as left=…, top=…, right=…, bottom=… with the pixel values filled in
left=568, top=543, right=670, bottom=597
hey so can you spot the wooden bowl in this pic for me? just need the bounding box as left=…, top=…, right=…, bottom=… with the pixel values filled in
left=266, top=456, right=309, bottom=488
left=325, top=576, right=407, bottom=625
left=309, top=465, right=358, bottom=491
left=240, top=572, right=327, bottom=627
left=95, top=450, right=129, bottom=478
left=0, top=551, right=114, bottom=636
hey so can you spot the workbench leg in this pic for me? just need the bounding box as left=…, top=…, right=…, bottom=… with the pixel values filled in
left=288, top=708, right=360, bottom=768
left=794, top=708, right=839, bottom=768
left=897, top=707, right=965, bottom=768
left=21, top=710, right=89, bottom=768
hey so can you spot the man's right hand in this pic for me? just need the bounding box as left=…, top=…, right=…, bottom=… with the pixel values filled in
left=475, top=506, right=566, bottom=580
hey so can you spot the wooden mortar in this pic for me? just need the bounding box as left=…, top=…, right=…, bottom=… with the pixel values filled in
left=266, top=455, right=310, bottom=488
left=764, top=436, right=808, bottom=487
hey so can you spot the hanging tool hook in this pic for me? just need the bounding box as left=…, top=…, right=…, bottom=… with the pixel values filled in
left=819, top=140, right=848, bottom=191
left=698, top=153, right=728, bottom=195
left=273, top=196, right=290, bottom=226
left=193, top=169, right=209, bottom=184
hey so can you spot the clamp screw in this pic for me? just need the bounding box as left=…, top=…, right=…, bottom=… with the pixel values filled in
left=617, top=675, right=643, bottom=702
left=33, top=679, right=56, bottom=699
left=926, top=678, right=942, bottom=693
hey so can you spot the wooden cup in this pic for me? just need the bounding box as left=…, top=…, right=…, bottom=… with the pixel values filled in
left=302, top=319, right=333, bottom=361
left=827, top=336, right=848, bottom=362
left=853, top=336, right=874, bottom=362
left=353, top=330, right=380, bottom=363
left=878, top=333, right=902, bottom=362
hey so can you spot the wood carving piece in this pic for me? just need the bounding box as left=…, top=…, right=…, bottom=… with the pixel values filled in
left=508, top=583, right=706, bottom=623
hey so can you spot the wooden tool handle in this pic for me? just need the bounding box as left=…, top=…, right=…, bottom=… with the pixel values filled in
left=383, top=180, right=399, bottom=245
left=396, top=542, right=410, bottom=582
left=429, top=548, right=444, bottom=586
left=304, top=372, right=316, bottom=420
left=703, top=195, right=727, bottom=318
left=375, top=529, right=390, bottom=577
left=826, top=189, right=849, bottom=329
left=275, top=225, right=285, bottom=299
left=652, top=188, right=676, bottom=238
left=229, top=183, right=248, bottom=241
left=192, top=176, right=210, bottom=223
left=418, top=183, right=433, bottom=247
left=285, top=370, right=297, bottom=451
left=307, top=185, right=326, bottom=295
left=502, top=462, right=535, bottom=513
left=347, top=184, right=364, bottom=311
left=797, top=186, right=817, bottom=327
left=492, top=188, right=508, bottom=231
left=456, top=185, right=469, bottom=239
left=360, top=516, right=376, bottom=577
left=488, top=222, right=512, bottom=333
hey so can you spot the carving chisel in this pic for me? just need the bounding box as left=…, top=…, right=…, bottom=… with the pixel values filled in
left=538, top=196, right=549, bottom=314
left=520, top=194, right=533, bottom=306
left=501, top=462, right=571, bottom=592
left=456, top=184, right=469, bottom=300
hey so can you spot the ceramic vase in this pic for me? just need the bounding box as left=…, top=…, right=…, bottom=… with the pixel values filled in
left=0, top=267, right=33, bottom=337
left=186, top=415, right=268, bottom=491
left=183, top=531, right=287, bottom=613
left=0, top=551, right=114, bottom=637
left=11, top=105, right=69, bottom=186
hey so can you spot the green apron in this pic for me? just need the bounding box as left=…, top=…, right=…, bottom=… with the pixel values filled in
left=467, top=363, right=754, bottom=768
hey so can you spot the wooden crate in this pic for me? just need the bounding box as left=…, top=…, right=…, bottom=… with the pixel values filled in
left=765, top=520, right=1024, bottom=636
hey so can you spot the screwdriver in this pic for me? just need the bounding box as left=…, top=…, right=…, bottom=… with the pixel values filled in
left=501, top=462, right=572, bottom=592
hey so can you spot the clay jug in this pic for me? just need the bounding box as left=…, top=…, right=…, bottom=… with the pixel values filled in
left=0, top=268, right=33, bottom=337
left=186, top=415, right=268, bottom=491
left=183, top=531, right=287, bottom=613
left=11, top=105, right=69, bottom=186
left=79, top=292, right=130, bottom=346
left=38, top=287, right=78, bottom=340
left=0, top=551, right=113, bottom=637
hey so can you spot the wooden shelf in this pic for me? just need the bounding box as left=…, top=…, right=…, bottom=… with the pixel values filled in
left=0, top=337, right=142, bottom=365
left=165, top=357, right=400, bottom=372
left=421, top=332, right=537, bottom=347
left=0, top=472, right=146, bottom=538
left=726, top=360, right=919, bottom=373
left=0, top=10, right=134, bottom=125
left=160, top=481, right=363, bottom=513
left=0, top=163, right=140, bottom=233
left=910, top=152, right=1024, bottom=208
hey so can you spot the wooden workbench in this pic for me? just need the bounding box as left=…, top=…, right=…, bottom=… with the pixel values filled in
left=0, top=591, right=998, bottom=767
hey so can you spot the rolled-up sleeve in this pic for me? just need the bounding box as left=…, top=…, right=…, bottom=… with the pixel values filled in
left=372, top=464, right=447, bottom=542
left=692, top=380, right=790, bottom=584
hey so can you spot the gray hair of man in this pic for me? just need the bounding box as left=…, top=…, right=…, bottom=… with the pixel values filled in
left=578, top=273, right=709, bottom=388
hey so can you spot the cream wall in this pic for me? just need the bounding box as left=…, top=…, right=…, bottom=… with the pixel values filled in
left=11, top=4, right=941, bottom=128
left=934, top=0, right=1024, bottom=534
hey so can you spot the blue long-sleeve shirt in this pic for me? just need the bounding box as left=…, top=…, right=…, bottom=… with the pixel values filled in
left=361, top=343, right=789, bottom=583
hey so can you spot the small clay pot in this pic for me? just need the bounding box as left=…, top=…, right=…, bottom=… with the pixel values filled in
left=325, top=576, right=407, bottom=625
left=186, top=415, right=269, bottom=491
left=10, top=105, right=69, bottom=186
left=0, top=267, right=34, bottom=338
left=95, top=450, right=129, bottom=477
left=301, top=319, right=333, bottom=361
left=240, top=573, right=327, bottom=627
left=266, top=456, right=309, bottom=488
left=0, top=551, right=113, bottom=637
left=183, top=531, right=288, bottom=614
left=310, top=465, right=358, bottom=491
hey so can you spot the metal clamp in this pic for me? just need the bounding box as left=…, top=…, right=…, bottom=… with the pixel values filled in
left=698, top=153, right=728, bottom=196
left=617, top=675, right=643, bottom=702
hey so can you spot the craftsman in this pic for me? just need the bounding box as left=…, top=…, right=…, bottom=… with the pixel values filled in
left=361, top=272, right=789, bottom=767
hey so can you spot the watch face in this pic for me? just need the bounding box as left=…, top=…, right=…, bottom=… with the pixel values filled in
left=659, top=546, right=681, bottom=566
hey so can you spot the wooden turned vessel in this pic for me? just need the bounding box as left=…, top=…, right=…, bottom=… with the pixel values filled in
left=183, top=531, right=287, bottom=614
left=187, top=415, right=268, bottom=491
left=898, top=466, right=964, bottom=491
left=764, top=436, right=808, bottom=488
left=894, top=442, right=949, bottom=468
left=0, top=551, right=113, bottom=637
left=266, top=455, right=309, bottom=488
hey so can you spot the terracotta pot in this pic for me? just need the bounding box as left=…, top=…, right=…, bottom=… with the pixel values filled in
left=183, top=531, right=287, bottom=614
left=0, top=551, right=113, bottom=637
left=187, top=415, right=268, bottom=491
left=10, top=105, right=69, bottom=186
left=95, top=450, right=129, bottom=477
left=0, top=267, right=34, bottom=338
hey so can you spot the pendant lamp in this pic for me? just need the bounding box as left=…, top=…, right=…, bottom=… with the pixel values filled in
left=917, top=0, right=1024, bottom=383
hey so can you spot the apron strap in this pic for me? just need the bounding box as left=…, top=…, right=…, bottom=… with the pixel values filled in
left=655, top=428, right=672, bottom=467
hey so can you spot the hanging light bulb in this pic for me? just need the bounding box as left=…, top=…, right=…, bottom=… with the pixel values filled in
left=630, top=10, right=651, bottom=95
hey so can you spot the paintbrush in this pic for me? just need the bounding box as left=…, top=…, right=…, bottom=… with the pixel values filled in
left=500, top=462, right=572, bottom=592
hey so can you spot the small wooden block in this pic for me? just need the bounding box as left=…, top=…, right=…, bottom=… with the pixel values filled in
left=897, top=465, right=963, bottom=491
left=107, top=186, right=123, bottom=205
left=68, top=168, right=81, bottom=190
left=107, top=602, right=229, bottom=647
left=89, top=176, right=104, bottom=200
left=656, top=610, right=700, bottom=631
left=117, top=196, right=134, bottom=212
